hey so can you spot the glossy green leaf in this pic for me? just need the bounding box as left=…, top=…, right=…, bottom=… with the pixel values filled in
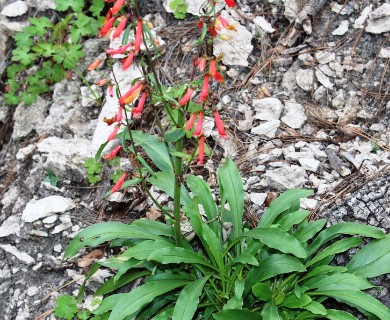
left=147, top=172, right=192, bottom=207
left=129, top=130, right=173, bottom=173
left=233, top=253, right=259, bottom=266
left=119, top=240, right=176, bottom=261
left=326, top=309, right=358, bottom=320
left=244, top=228, right=307, bottom=258
left=132, top=219, right=175, bottom=238
left=304, top=273, right=374, bottom=291
left=259, top=189, right=314, bottom=228
left=218, top=158, right=244, bottom=241
left=172, top=276, right=209, bottom=320
left=147, top=247, right=215, bottom=269
left=152, top=308, right=174, bottom=319
left=262, top=301, right=281, bottom=320
left=282, top=293, right=311, bottom=308
left=108, top=279, right=189, bottom=320
left=96, top=270, right=150, bottom=296
left=93, top=294, right=127, bottom=315
left=213, top=309, right=262, bottom=320
left=311, top=290, right=390, bottom=320
left=201, top=223, right=223, bottom=270
left=308, top=222, right=385, bottom=257
left=303, top=265, right=348, bottom=281
left=304, top=301, right=327, bottom=315
left=294, top=219, right=327, bottom=243
left=278, top=210, right=310, bottom=231
left=306, top=237, right=363, bottom=267
left=186, top=175, right=218, bottom=232
left=165, top=128, right=185, bottom=142
left=64, top=222, right=162, bottom=258
left=347, top=235, right=390, bottom=278
left=252, top=283, right=272, bottom=301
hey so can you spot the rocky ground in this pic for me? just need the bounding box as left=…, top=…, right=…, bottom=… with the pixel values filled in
left=0, top=0, right=389, bottom=319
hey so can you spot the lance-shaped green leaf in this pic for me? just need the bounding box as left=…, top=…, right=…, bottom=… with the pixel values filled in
left=347, top=235, right=390, bottom=278
left=201, top=223, right=223, bottom=270
left=306, top=237, right=363, bottom=267
left=218, top=158, right=244, bottom=240
left=326, top=309, right=358, bottom=320
left=213, top=309, right=262, bottom=320
left=172, top=276, right=210, bottom=320
left=108, top=279, right=190, bottom=320
left=310, top=290, right=390, bottom=320
left=261, top=300, right=281, bottom=320
left=64, top=222, right=162, bottom=258
left=278, top=210, right=310, bottom=231
left=259, top=189, right=313, bottom=228
left=303, top=273, right=374, bottom=291
left=294, top=219, right=327, bottom=243
left=119, top=240, right=176, bottom=261
left=308, top=222, right=385, bottom=257
left=244, top=228, right=307, bottom=258
left=147, top=247, right=215, bottom=269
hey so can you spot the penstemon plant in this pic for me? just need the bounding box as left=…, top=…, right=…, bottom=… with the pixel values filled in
left=59, top=0, right=390, bottom=319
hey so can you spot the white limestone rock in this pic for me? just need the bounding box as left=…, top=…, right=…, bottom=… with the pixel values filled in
left=366, top=4, right=390, bottom=34
left=251, top=120, right=280, bottom=138
left=0, top=215, right=21, bottom=238
left=1, top=1, right=28, bottom=17
left=26, top=0, right=56, bottom=10
left=264, top=165, right=307, bottom=190
left=253, top=16, right=275, bottom=33
left=281, top=101, right=307, bottom=129
left=12, top=97, right=49, bottom=139
left=80, top=85, right=103, bottom=107
left=249, top=193, right=267, bottom=206
left=253, top=98, right=283, bottom=121
left=22, top=195, right=75, bottom=223
left=315, top=51, right=336, bottom=64
left=213, top=11, right=253, bottom=66
left=0, top=244, right=35, bottom=265
left=282, top=0, right=299, bottom=22
left=295, top=69, right=315, bottom=92
left=315, top=69, right=334, bottom=89
left=332, top=20, right=349, bottom=35
left=37, top=137, right=92, bottom=181
left=353, top=5, right=372, bottom=29
left=379, top=47, right=390, bottom=59
left=299, top=157, right=320, bottom=172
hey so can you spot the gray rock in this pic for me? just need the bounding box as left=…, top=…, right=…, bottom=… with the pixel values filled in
left=379, top=47, right=390, bottom=59
left=315, top=51, right=336, bottom=64
left=37, top=136, right=92, bottom=181
left=0, top=244, right=35, bottom=265
left=332, top=90, right=345, bottom=109
left=0, top=215, right=21, bottom=238
left=264, top=165, right=307, bottom=190
left=0, top=97, right=7, bottom=123
left=253, top=98, right=283, bottom=120
left=315, top=69, right=334, bottom=89
left=251, top=120, right=280, bottom=138
left=299, top=157, right=320, bottom=172
left=26, top=0, right=56, bottom=10
left=22, top=195, right=75, bottom=223
left=296, top=69, right=315, bottom=92
left=213, top=11, right=253, bottom=66
left=285, top=151, right=313, bottom=161
left=281, top=101, right=307, bottom=129
left=253, top=16, right=275, bottom=33
left=249, top=192, right=267, bottom=205
left=12, top=97, right=49, bottom=139
left=1, top=1, right=28, bottom=17
left=237, top=104, right=254, bottom=131
left=80, top=85, right=103, bottom=107
left=332, top=20, right=349, bottom=35
left=283, top=0, right=299, bottom=22
left=353, top=5, right=372, bottom=29
left=366, top=4, right=390, bottom=34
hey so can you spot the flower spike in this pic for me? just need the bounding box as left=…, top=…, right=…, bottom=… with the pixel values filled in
left=103, top=145, right=122, bottom=160
left=112, top=16, right=127, bottom=40
left=116, top=105, right=123, bottom=123
left=119, top=81, right=142, bottom=104
left=112, top=0, right=125, bottom=14
left=122, top=51, right=135, bottom=70
left=87, top=59, right=102, bottom=70
left=179, top=88, right=194, bottom=106
left=134, top=19, right=143, bottom=53
left=200, top=75, right=209, bottom=102
left=100, top=17, right=115, bottom=37
left=132, top=92, right=147, bottom=117
left=107, top=125, right=120, bottom=141
left=194, top=112, right=204, bottom=137
left=185, top=113, right=197, bottom=131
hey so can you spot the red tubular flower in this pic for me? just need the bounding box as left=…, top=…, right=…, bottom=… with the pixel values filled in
left=132, top=92, right=147, bottom=117
left=214, top=71, right=224, bottom=83
left=116, top=105, right=123, bottom=122
left=225, top=0, right=236, bottom=7
left=213, top=111, right=227, bottom=139
left=119, top=81, right=141, bottom=105
left=194, top=112, right=204, bottom=137
left=107, top=125, right=120, bottom=141
left=100, top=16, right=115, bottom=37
left=179, top=88, right=194, bottom=106
left=112, top=0, right=125, bottom=14
left=87, top=59, right=102, bottom=70
left=103, top=9, right=112, bottom=25
left=185, top=113, right=197, bottom=131
left=197, top=136, right=205, bottom=165
left=111, top=172, right=126, bottom=194
left=112, top=16, right=127, bottom=40
left=209, top=59, right=217, bottom=78
left=96, top=79, right=108, bottom=86
left=108, top=85, right=114, bottom=97
left=200, top=75, right=209, bottom=102
left=106, top=42, right=132, bottom=55
left=208, top=26, right=218, bottom=37
left=121, top=51, right=135, bottom=70
left=219, top=15, right=237, bottom=31
left=134, top=19, right=143, bottom=53
left=197, top=56, right=207, bottom=72
left=103, top=145, right=122, bottom=159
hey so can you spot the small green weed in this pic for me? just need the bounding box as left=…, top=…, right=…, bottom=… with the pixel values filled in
left=5, top=0, right=105, bottom=106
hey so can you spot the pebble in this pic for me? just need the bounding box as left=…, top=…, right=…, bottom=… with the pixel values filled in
left=281, top=101, right=307, bottom=129
left=264, top=165, right=307, bottom=190
left=1, top=1, right=28, bottom=17
left=299, top=158, right=320, bottom=172
left=253, top=16, right=275, bottom=33
left=332, top=20, right=349, bottom=36
left=0, top=216, right=21, bottom=238
left=0, top=244, right=35, bottom=265
left=315, top=69, right=334, bottom=89
left=249, top=193, right=267, bottom=206
left=315, top=51, right=336, bottom=64
left=253, top=98, right=283, bottom=121
left=296, top=69, right=315, bottom=92
left=251, top=120, right=280, bottom=138
left=366, top=4, right=390, bottom=34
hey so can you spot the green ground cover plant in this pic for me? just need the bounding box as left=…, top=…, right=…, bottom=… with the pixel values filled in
left=57, top=0, right=390, bottom=319
left=5, top=0, right=105, bottom=105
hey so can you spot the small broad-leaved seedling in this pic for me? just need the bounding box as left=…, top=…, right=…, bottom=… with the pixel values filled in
left=5, top=0, right=105, bottom=105
left=58, top=0, right=390, bottom=319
